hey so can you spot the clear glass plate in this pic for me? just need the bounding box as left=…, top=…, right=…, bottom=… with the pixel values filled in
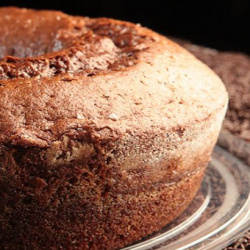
left=123, top=146, right=250, bottom=250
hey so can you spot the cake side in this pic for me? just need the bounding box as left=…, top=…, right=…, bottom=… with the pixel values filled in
left=0, top=104, right=225, bottom=249
left=176, top=41, right=250, bottom=141
left=175, top=39, right=250, bottom=165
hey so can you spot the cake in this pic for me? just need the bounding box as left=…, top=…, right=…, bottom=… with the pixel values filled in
left=0, top=7, right=228, bottom=249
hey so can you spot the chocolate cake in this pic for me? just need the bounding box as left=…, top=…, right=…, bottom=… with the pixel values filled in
left=0, top=7, right=228, bottom=249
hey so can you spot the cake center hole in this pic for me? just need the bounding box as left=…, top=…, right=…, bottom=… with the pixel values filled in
left=0, top=30, right=74, bottom=60
left=0, top=11, right=80, bottom=60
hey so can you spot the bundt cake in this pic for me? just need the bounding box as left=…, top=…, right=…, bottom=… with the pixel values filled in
left=0, top=7, right=228, bottom=249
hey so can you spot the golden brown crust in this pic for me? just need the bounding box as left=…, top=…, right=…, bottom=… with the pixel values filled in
left=0, top=7, right=227, bottom=148
left=0, top=7, right=228, bottom=250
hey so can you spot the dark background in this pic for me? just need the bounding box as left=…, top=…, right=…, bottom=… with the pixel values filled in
left=1, top=0, right=250, bottom=53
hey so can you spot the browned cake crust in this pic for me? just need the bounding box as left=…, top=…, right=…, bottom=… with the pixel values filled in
left=175, top=40, right=250, bottom=166
left=173, top=39, right=250, bottom=250
left=0, top=7, right=228, bottom=249
left=178, top=42, right=250, bottom=142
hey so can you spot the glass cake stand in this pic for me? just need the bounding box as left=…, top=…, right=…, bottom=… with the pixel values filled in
left=123, top=146, right=250, bottom=250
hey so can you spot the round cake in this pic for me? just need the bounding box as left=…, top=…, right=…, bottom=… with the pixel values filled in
left=0, top=7, right=228, bottom=250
